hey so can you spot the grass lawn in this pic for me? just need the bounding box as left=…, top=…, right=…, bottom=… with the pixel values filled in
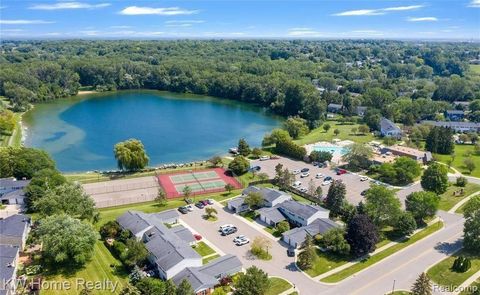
left=193, top=241, right=216, bottom=257
left=294, top=120, right=375, bottom=146
left=459, top=278, right=480, bottom=295
left=266, top=277, right=292, bottom=295
left=0, top=112, right=22, bottom=147
left=42, top=241, right=128, bottom=295
left=427, top=249, right=480, bottom=288
left=305, top=249, right=351, bottom=277
left=435, top=145, right=480, bottom=177
left=240, top=210, right=259, bottom=222
left=202, top=254, right=221, bottom=265
left=438, top=183, right=480, bottom=211
left=321, top=221, right=443, bottom=283
left=471, top=64, right=480, bottom=75
left=388, top=291, right=411, bottom=295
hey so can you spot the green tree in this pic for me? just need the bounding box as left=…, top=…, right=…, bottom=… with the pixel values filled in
left=346, top=214, right=379, bottom=257
left=208, top=156, right=223, bottom=167
left=334, top=129, right=340, bottom=136
left=309, top=150, right=333, bottom=163
left=276, top=220, right=290, bottom=233
left=24, top=168, right=67, bottom=211
left=182, top=185, right=192, bottom=199
left=342, top=143, right=373, bottom=170
left=396, top=212, right=417, bottom=236
left=135, top=278, right=165, bottom=295
left=155, top=188, right=167, bottom=206
left=33, top=182, right=97, bottom=220
left=119, top=285, right=141, bottom=295
left=464, top=158, right=476, bottom=174
left=176, top=279, right=194, bottom=295
left=283, top=116, right=309, bottom=139
left=275, top=168, right=295, bottom=190
left=122, top=238, right=148, bottom=267
left=237, top=138, right=251, bottom=156
left=319, top=228, right=350, bottom=256
left=405, top=191, right=440, bottom=223
left=37, top=215, right=98, bottom=265
left=463, top=196, right=480, bottom=253
left=325, top=180, right=347, bottom=218
left=224, top=183, right=235, bottom=194
left=358, top=124, right=370, bottom=134
left=262, top=129, right=291, bottom=147
left=323, top=123, right=331, bottom=132
left=425, top=126, right=454, bottom=155
left=0, top=146, right=55, bottom=179
left=205, top=207, right=218, bottom=219
left=421, top=163, right=449, bottom=194
left=99, top=221, right=121, bottom=239
left=114, top=139, right=149, bottom=171
left=251, top=147, right=263, bottom=159
left=391, top=157, right=421, bottom=185
left=411, top=273, right=432, bottom=295
left=233, top=266, right=270, bottom=295
left=297, top=235, right=316, bottom=270
left=228, top=156, right=250, bottom=175
left=456, top=176, right=468, bottom=187
left=244, top=192, right=264, bottom=209
left=364, top=185, right=401, bottom=228
left=164, top=280, right=177, bottom=295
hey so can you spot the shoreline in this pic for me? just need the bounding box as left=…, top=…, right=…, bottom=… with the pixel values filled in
left=77, top=90, right=98, bottom=95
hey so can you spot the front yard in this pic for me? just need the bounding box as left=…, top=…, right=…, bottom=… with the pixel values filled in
left=427, top=249, right=480, bottom=288
left=438, top=183, right=480, bottom=211
left=266, top=277, right=292, bottom=295
left=193, top=241, right=216, bottom=257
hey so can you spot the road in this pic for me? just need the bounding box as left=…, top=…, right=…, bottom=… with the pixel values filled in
left=180, top=201, right=465, bottom=295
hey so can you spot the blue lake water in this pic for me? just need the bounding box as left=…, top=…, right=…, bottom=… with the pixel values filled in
left=23, top=90, right=281, bottom=172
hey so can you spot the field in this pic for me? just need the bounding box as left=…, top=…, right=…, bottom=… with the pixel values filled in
left=266, top=277, right=292, bottom=295
left=471, top=64, right=480, bottom=75
left=0, top=112, right=22, bottom=147
left=438, top=183, right=480, bottom=211
left=42, top=241, right=128, bottom=295
left=294, top=120, right=375, bottom=146
left=435, top=145, right=480, bottom=177
left=427, top=249, right=480, bottom=288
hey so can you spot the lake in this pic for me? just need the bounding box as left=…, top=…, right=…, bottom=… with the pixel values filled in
left=23, top=90, right=281, bottom=172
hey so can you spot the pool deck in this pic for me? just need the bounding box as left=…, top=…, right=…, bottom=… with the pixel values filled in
left=304, top=140, right=353, bottom=164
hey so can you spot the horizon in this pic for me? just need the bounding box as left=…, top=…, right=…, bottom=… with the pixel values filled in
left=1, top=0, right=479, bottom=40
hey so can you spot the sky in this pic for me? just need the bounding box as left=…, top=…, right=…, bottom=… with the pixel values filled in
left=0, top=0, right=479, bottom=40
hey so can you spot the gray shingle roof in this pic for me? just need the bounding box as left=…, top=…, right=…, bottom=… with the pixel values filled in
left=380, top=117, right=401, bottom=133
left=0, top=214, right=30, bottom=238
left=445, top=110, right=464, bottom=115
left=197, top=254, right=242, bottom=278
left=116, top=211, right=151, bottom=236
left=278, top=200, right=328, bottom=220
left=152, top=210, right=179, bottom=222
left=242, top=186, right=289, bottom=204
left=172, top=267, right=218, bottom=293
left=422, top=120, right=480, bottom=128
left=0, top=245, right=19, bottom=283
left=282, top=218, right=338, bottom=246
left=328, top=103, right=343, bottom=110
left=227, top=196, right=246, bottom=208
left=257, top=207, right=286, bottom=223
left=170, top=225, right=195, bottom=244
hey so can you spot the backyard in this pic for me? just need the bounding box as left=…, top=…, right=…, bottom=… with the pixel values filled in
left=435, top=144, right=480, bottom=178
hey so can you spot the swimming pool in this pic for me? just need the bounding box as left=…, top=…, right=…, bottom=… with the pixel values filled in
left=313, top=145, right=348, bottom=155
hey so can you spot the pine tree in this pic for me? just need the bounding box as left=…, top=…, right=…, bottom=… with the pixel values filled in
left=176, top=279, right=194, bottom=295
left=411, top=273, right=432, bottom=295
left=237, top=138, right=251, bottom=156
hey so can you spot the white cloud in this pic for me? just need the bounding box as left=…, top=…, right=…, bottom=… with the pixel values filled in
left=334, top=5, right=423, bottom=16
left=407, top=17, right=438, bottom=22
left=30, top=2, right=110, bottom=10
left=468, top=0, right=480, bottom=7
left=109, top=25, right=132, bottom=29
left=0, top=19, right=55, bottom=25
left=165, top=20, right=204, bottom=24
left=287, top=28, right=325, bottom=37
left=119, top=6, right=198, bottom=16
left=350, top=30, right=384, bottom=36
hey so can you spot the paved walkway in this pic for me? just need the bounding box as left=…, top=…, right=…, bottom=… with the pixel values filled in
left=449, top=191, right=480, bottom=213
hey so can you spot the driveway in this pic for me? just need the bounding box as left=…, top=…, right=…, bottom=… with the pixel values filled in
left=251, top=157, right=370, bottom=205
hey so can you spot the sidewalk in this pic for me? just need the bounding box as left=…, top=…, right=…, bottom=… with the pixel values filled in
left=449, top=191, right=480, bottom=213
left=453, top=269, right=480, bottom=295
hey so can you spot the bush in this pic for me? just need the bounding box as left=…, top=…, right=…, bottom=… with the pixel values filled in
left=456, top=177, right=468, bottom=187
left=100, top=221, right=121, bottom=239
left=275, top=138, right=307, bottom=160
left=452, top=256, right=471, bottom=273
left=111, top=240, right=127, bottom=258
left=228, top=156, right=250, bottom=175
left=276, top=221, right=290, bottom=234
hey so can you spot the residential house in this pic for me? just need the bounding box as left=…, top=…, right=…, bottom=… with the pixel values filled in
left=380, top=117, right=402, bottom=138
left=383, top=145, right=432, bottom=164
left=453, top=101, right=470, bottom=110
left=227, top=187, right=291, bottom=213
left=327, top=103, right=343, bottom=113
left=421, top=121, right=480, bottom=133
left=276, top=200, right=329, bottom=227
left=282, top=218, right=339, bottom=248
left=444, top=110, right=465, bottom=121
left=0, top=178, right=30, bottom=205
left=226, top=197, right=249, bottom=214
left=0, top=245, right=20, bottom=295
left=0, top=214, right=31, bottom=249
left=355, top=106, right=368, bottom=117
left=172, top=254, right=242, bottom=295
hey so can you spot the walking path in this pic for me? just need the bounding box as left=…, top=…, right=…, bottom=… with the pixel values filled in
left=453, top=270, right=480, bottom=295
left=449, top=191, right=480, bottom=213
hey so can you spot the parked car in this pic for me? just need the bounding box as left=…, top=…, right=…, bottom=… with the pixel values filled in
left=270, top=155, right=280, bottom=159
left=184, top=198, right=194, bottom=204
left=299, top=187, right=308, bottom=193
left=235, top=237, right=250, bottom=246
left=194, top=234, right=202, bottom=241
left=287, top=247, right=296, bottom=257
left=195, top=202, right=205, bottom=209
left=186, top=205, right=194, bottom=211
left=200, top=200, right=209, bottom=206
left=300, top=172, right=310, bottom=178
left=206, top=199, right=214, bottom=205
left=292, top=169, right=301, bottom=175
left=360, top=176, right=368, bottom=182
left=259, top=156, right=270, bottom=161
left=322, top=180, right=332, bottom=186
left=233, top=235, right=247, bottom=243
left=324, top=176, right=333, bottom=181
left=219, top=224, right=235, bottom=232
left=315, top=173, right=323, bottom=179
left=251, top=166, right=261, bottom=172
left=312, top=161, right=319, bottom=166
left=221, top=226, right=238, bottom=236
left=301, top=168, right=310, bottom=173
left=336, top=169, right=347, bottom=175
left=292, top=181, right=302, bottom=188
left=178, top=206, right=188, bottom=214
left=361, top=189, right=369, bottom=196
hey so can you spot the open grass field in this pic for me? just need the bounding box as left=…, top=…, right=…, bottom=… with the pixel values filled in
left=427, top=249, right=480, bottom=288
left=470, top=64, right=480, bottom=75
left=435, top=145, right=480, bottom=177
left=321, top=221, right=443, bottom=283
left=438, top=183, right=480, bottom=211
left=294, top=120, right=375, bottom=146
left=305, top=250, right=350, bottom=277
left=266, top=277, right=292, bottom=295
left=193, top=241, right=216, bottom=257
left=42, top=241, right=128, bottom=295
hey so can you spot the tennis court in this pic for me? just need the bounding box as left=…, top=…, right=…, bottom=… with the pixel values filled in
left=157, top=168, right=242, bottom=198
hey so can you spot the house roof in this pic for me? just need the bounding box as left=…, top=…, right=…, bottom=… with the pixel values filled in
left=327, top=103, right=343, bottom=110
left=0, top=245, right=19, bottom=283
left=257, top=207, right=286, bottom=224
left=170, top=225, right=196, bottom=244
left=380, top=117, right=401, bottom=133
left=227, top=196, right=246, bottom=208
left=116, top=211, right=151, bottom=236
left=197, top=254, right=242, bottom=278
left=445, top=110, right=465, bottom=115
left=151, top=209, right=179, bottom=222
left=278, top=200, right=328, bottom=220
left=422, top=120, right=480, bottom=128
left=0, top=214, right=30, bottom=238
left=242, top=186, right=290, bottom=204
left=172, top=267, right=217, bottom=293
left=282, top=218, right=338, bottom=246
left=0, top=178, right=30, bottom=190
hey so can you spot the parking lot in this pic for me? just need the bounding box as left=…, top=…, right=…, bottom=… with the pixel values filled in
left=250, top=156, right=371, bottom=205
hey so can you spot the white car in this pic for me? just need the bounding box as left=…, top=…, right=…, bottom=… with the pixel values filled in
left=235, top=238, right=250, bottom=246
left=219, top=224, right=234, bottom=232
left=299, top=187, right=308, bottom=193
left=259, top=155, right=270, bottom=161
left=315, top=173, right=323, bottom=179
left=300, top=172, right=310, bottom=178
left=360, top=176, right=368, bottom=182
left=292, top=169, right=301, bottom=175
left=322, top=180, right=332, bottom=186
left=233, top=235, right=247, bottom=243
left=292, top=181, right=302, bottom=188
left=186, top=205, right=194, bottom=211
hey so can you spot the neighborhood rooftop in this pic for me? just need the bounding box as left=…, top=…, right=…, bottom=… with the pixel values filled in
left=282, top=218, right=339, bottom=248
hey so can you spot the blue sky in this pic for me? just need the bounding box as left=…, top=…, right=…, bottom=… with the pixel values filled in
left=1, top=1, right=479, bottom=40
